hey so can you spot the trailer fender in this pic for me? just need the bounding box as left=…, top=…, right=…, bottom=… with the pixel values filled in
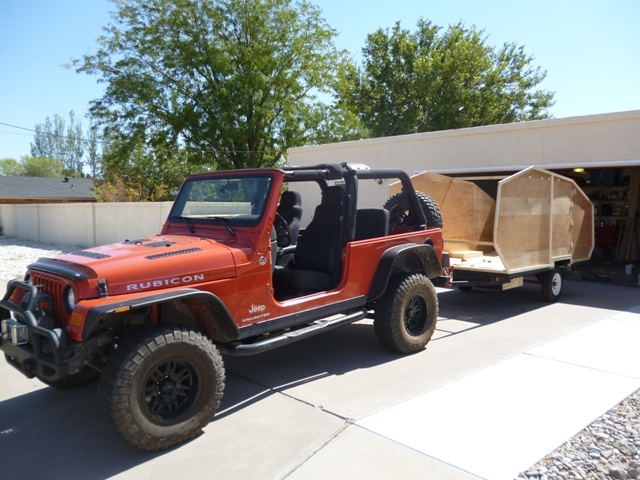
left=367, top=243, right=442, bottom=303
left=81, top=288, right=239, bottom=342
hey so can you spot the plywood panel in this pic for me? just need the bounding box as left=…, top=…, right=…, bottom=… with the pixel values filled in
left=450, top=250, right=483, bottom=259
left=495, top=169, right=552, bottom=272
left=444, top=240, right=495, bottom=255
left=398, top=172, right=496, bottom=245
left=551, top=178, right=574, bottom=259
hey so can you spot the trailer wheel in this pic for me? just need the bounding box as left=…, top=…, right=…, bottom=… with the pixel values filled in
left=542, top=268, right=563, bottom=302
left=374, top=273, right=438, bottom=354
left=100, top=325, right=225, bottom=451
left=384, top=191, right=443, bottom=228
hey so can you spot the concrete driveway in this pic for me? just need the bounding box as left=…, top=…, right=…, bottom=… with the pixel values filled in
left=1, top=280, right=639, bottom=480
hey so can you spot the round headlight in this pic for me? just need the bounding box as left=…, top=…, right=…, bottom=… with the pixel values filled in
left=64, top=286, right=76, bottom=312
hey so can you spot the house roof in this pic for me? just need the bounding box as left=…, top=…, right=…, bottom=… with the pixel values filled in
left=0, top=176, right=95, bottom=202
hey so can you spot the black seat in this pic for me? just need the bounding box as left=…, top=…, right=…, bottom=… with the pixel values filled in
left=274, top=186, right=344, bottom=294
left=354, top=208, right=390, bottom=240
left=276, top=190, right=303, bottom=246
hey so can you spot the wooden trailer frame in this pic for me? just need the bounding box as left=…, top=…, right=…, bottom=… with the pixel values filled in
left=390, top=167, right=594, bottom=301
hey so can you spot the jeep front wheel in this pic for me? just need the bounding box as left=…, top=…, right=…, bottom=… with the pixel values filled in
left=100, top=326, right=225, bottom=451
left=374, top=273, right=438, bottom=354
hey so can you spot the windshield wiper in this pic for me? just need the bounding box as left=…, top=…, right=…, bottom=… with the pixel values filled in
left=207, top=216, right=236, bottom=237
left=177, top=215, right=195, bottom=234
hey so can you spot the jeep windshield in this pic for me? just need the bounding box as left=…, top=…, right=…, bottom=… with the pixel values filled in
left=170, top=173, right=274, bottom=228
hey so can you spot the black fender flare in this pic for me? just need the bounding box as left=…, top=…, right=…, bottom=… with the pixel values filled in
left=82, top=288, right=239, bottom=342
left=367, top=243, right=442, bottom=303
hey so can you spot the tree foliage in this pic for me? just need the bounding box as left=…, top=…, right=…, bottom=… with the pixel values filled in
left=0, top=156, right=64, bottom=177
left=0, top=158, right=23, bottom=176
left=338, top=19, right=555, bottom=137
left=93, top=137, right=203, bottom=201
left=85, top=123, right=103, bottom=178
left=30, top=111, right=86, bottom=175
left=75, top=0, right=354, bottom=176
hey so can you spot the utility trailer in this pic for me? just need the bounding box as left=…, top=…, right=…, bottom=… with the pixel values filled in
left=391, top=167, right=594, bottom=301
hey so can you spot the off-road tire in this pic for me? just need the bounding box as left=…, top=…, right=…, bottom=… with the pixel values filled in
left=42, top=365, right=101, bottom=389
left=99, top=325, right=225, bottom=451
left=384, top=190, right=443, bottom=228
left=541, top=268, right=563, bottom=302
left=374, top=273, right=438, bottom=354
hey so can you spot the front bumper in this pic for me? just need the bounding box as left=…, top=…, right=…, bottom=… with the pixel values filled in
left=0, top=280, right=67, bottom=381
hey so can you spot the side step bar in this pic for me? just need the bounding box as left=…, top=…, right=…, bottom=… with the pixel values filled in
left=218, top=308, right=368, bottom=356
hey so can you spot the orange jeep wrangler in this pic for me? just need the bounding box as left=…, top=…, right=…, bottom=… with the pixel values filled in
left=1, top=163, right=448, bottom=450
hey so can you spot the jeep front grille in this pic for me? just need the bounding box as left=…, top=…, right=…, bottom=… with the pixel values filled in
left=29, top=272, right=71, bottom=328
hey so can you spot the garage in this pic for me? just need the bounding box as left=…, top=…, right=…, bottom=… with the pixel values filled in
left=287, top=109, right=640, bottom=278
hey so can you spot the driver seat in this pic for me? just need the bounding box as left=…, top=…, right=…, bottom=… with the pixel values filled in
left=276, top=190, right=303, bottom=246
left=274, top=186, right=344, bottom=294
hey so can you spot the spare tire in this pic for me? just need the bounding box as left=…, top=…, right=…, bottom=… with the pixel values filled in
left=384, top=190, right=443, bottom=228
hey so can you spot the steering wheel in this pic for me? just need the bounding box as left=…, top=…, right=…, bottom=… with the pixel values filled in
left=274, top=212, right=293, bottom=248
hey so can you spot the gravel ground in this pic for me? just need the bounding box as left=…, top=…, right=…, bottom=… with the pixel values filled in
left=520, top=392, right=640, bottom=480
left=1, top=237, right=639, bottom=479
left=0, top=236, right=82, bottom=281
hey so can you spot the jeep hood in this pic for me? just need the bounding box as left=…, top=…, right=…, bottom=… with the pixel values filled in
left=32, top=235, right=236, bottom=297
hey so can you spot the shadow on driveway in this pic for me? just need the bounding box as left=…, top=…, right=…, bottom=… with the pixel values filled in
left=1, top=279, right=636, bottom=479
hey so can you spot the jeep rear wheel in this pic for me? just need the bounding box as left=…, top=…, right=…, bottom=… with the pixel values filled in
left=374, top=273, right=438, bottom=354
left=100, top=326, right=225, bottom=451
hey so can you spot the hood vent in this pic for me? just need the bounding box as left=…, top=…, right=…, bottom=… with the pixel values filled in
left=123, top=238, right=148, bottom=245
left=145, top=247, right=202, bottom=260
left=145, top=241, right=177, bottom=248
left=123, top=238, right=178, bottom=248
left=71, top=250, right=110, bottom=259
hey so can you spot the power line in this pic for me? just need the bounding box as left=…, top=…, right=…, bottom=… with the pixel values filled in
left=0, top=120, right=285, bottom=155
left=0, top=92, right=80, bottom=110
left=0, top=98, right=76, bottom=115
left=0, top=121, right=34, bottom=133
left=0, top=122, right=109, bottom=145
left=0, top=129, right=33, bottom=137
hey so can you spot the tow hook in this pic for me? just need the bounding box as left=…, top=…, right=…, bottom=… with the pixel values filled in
left=23, top=358, right=36, bottom=378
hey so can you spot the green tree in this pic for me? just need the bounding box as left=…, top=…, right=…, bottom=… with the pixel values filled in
left=74, top=0, right=353, bottom=175
left=94, top=136, right=202, bottom=201
left=85, top=123, right=103, bottom=178
left=30, top=111, right=85, bottom=175
left=0, top=158, right=23, bottom=176
left=338, top=20, right=555, bottom=137
left=0, top=156, right=64, bottom=177
left=21, top=156, right=65, bottom=177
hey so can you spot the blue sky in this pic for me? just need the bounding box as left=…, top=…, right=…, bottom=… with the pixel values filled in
left=1, top=0, right=639, bottom=160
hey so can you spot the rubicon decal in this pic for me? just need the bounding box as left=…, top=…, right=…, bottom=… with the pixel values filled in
left=126, top=274, right=205, bottom=291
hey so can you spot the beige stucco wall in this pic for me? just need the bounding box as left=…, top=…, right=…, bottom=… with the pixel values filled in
left=0, top=202, right=173, bottom=248
left=287, top=110, right=640, bottom=224
left=289, top=109, right=640, bottom=173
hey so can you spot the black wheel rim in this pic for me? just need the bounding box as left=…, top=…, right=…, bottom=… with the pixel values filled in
left=141, top=357, right=200, bottom=423
left=404, top=294, right=428, bottom=335
left=392, top=206, right=411, bottom=224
